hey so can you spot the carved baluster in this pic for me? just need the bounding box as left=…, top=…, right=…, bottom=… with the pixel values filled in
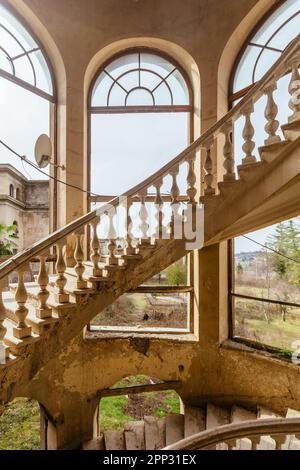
left=13, top=266, right=31, bottom=339
left=74, top=230, right=87, bottom=289
left=106, top=209, right=118, bottom=265
left=288, top=59, right=300, bottom=123
left=186, top=153, right=197, bottom=203
left=250, top=436, right=261, bottom=450
left=138, top=190, right=150, bottom=245
left=55, top=241, right=69, bottom=303
left=222, top=120, right=236, bottom=181
left=169, top=165, right=180, bottom=237
left=36, top=256, right=52, bottom=319
left=90, top=218, right=102, bottom=277
left=264, top=82, right=281, bottom=145
left=0, top=286, right=8, bottom=362
left=271, top=434, right=286, bottom=450
left=203, top=138, right=215, bottom=195
left=125, top=198, right=137, bottom=255
left=154, top=179, right=164, bottom=239
left=241, top=103, right=256, bottom=164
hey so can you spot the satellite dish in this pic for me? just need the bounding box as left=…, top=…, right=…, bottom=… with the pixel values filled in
left=34, top=134, right=52, bottom=169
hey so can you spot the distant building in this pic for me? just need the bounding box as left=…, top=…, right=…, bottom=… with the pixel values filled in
left=0, top=164, right=49, bottom=251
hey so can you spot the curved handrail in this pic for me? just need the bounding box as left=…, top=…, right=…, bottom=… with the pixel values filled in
left=164, top=417, right=300, bottom=450
left=0, top=34, right=299, bottom=281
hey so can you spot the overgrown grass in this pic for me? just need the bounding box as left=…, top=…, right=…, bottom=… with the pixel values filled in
left=100, top=395, right=132, bottom=431
left=0, top=398, right=40, bottom=450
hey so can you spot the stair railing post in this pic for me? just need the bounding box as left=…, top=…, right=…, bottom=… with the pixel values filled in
left=106, top=208, right=118, bottom=265
left=0, top=285, right=8, bottom=363
left=241, top=102, right=256, bottom=165
left=36, top=255, right=52, bottom=319
left=203, top=137, right=215, bottom=195
left=221, top=120, right=236, bottom=181
left=55, top=240, right=69, bottom=303
left=90, top=217, right=102, bottom=277
left=124, top=198, right=136, bottom=255
left=138, top=189, right=150, bottom=246
left=264, top=81, right=281, bottom=146
left=153, top=178, right=164, bottom=240
left=13, top=265, right=31, bottom=339
left=288, top=59, right=300, bottom=123
left=169, top=164, right=180, bottom=238
left=74, top=229, right=87, bottom=289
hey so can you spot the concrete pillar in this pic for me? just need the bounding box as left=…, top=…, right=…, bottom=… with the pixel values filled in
left=197, top=241, right=229, bottom=347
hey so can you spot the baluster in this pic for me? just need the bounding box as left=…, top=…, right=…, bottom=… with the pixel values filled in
left=203, top=137, right=215, bottom=195
left=74, top=230, right=87, bottom=289
left=0, top=286, right=8, bottom=362
left=250, top=436, right=261, bottom=450
left=90, top=218, right=102, bottom=277
left=222, top=120, right=236, bottom=181
left=106, top=209, right=118, bottom=265
left=241, top=103, right=256, bottom=164
left=288, top=59, right=300, bottom=123
left=138, top=190, right=150, bottom=245
left=169, top=165, right=180, bottom=237
left=271, top=434, right=286, bottom=450
left=154, top=179, right=164, bottom=239
left=264, top=82, right=281, bottom=145
left=36, top=255, right=52, bottom=319
left=13, top=266, right=31, bottom=339
left=124, top=198, right=136, bottom=255
left=55, top=241, right=69, bottom=303
left=186, top=153, right=197, bottom=203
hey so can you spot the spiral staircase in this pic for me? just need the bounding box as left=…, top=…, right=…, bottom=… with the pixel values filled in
left=1, top=34, right=300, bottom=450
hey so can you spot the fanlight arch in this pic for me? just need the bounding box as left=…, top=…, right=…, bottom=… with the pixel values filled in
left=89, top=48, right=192, bottom=110
left=230, top=0, right=300, bottom=104
left=0, top=3, right=55, bottom=101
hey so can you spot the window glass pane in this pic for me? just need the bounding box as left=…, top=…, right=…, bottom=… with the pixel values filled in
left=126, top=88, right=154, bottom=106
left=91, top=112, right=189, bottom=196
left=91, top=51, right=190, bottom=108
left=0, top=4, right=53, bottom=96
left=233, top=216, right=300, bottom=351
left=105, top=53, right=138, bottom=78
left=233, top=0, right=300, bottom=94
left=90, top=292, right=189, bottom=330
left=233, top=297, right=300, bottom=351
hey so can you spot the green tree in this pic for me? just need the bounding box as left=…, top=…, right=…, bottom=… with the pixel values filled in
left=0, top=224, right=17, bottom=256
left=267, top=222, right=290, bottom=279
left=166, top=260, right=187, bottom=286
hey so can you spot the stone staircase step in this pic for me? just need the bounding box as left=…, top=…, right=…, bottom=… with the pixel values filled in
left=256, top=407, right=278, bottom=450
left=124, top=421, right=145, bottom=450
left=104, top=430, right=126, bottom=450
left=237, top=161, right=266, bottom=182
left=206, top=403, right=230, bottom=450
left=144, top=416, right=166, bottom=450
left=184, top=405, right=206, bottom=438
left=231, top=405, right=256, bottom=450
left=258, top=140, right=289, bottom=163
left=284, top=409, right=300, bottom=450
left=165, top=414, right=184, bottom=446
left=281, top=119, right=300, bottom=141
left=82, top=435, right=105, bottom=450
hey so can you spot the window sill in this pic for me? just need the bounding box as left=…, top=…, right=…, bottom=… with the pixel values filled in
left=85, top=327, right=198, bottom=343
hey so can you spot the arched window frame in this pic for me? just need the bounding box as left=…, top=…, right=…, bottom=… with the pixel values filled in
left=87, top=47, right=194, bottom=205
left=9, top=184, right=14, bottom=198
left=87, top=47, right=195, bottom=335
left=0, top=3, right=58, bottom=230
left=228, top=0, right=299, bottom=105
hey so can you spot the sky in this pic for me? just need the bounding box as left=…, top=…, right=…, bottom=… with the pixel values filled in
left=0, top=0, right=300, bottom=252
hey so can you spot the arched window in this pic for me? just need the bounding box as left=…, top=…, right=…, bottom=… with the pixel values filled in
left=88, top=48, right=194, bottom=334
left=16, top=187, right=20, bottom=200
left=9, top=184, right=14, bottom=197
left=0, top=4, right=56, bottom=219
left=88, top=48, right=193, bottom=200
left=229, top=0, right=300, bottom=104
